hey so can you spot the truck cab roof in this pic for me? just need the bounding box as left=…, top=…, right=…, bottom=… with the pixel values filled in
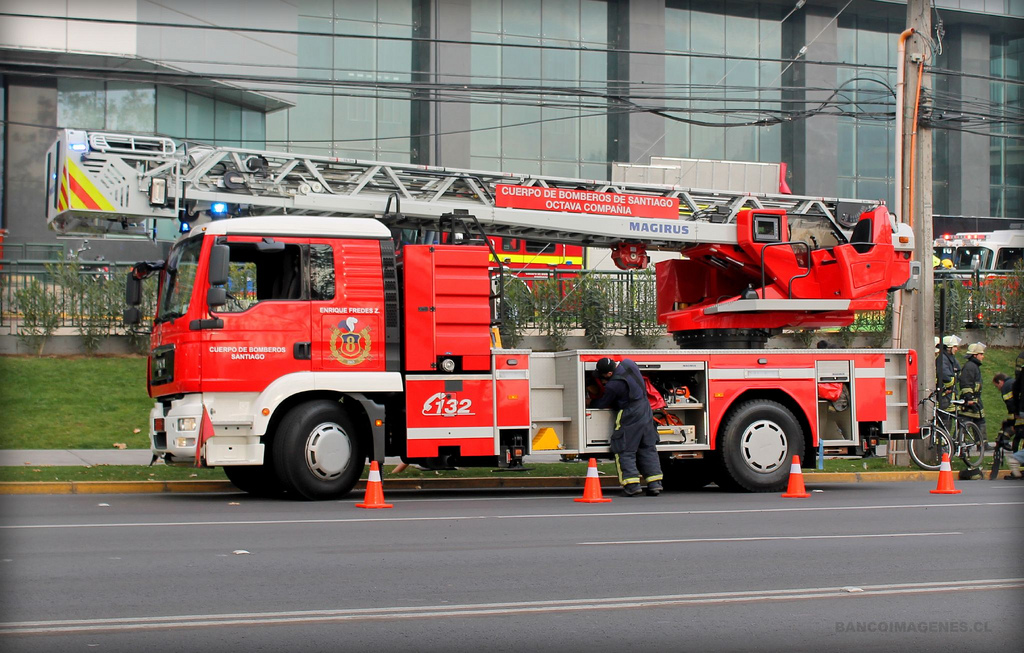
left=193, top=216, right=391, bottom=240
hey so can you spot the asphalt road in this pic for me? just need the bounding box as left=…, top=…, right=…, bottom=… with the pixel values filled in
left=1, top=482, right=1022, bottom=653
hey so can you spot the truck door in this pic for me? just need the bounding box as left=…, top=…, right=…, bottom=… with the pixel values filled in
left=311, top=237, right=387, bottom=372
left=202, top=236, right=312, bottom=393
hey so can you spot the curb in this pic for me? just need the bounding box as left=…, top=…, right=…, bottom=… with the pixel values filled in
left=1, top=471, right=1018, bottom=495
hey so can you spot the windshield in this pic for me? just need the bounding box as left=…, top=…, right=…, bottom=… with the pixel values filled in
left=953, top=246, right=993, bottom=270
left=156, top=236, right=203, bottom=323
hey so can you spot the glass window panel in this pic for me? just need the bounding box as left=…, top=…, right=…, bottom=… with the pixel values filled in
left=543, top=47, right=578, bottom=83
left=58, top=79, right=105, bottom=129
left=471, top=0, right=501, bottom=33
left=290, top=94, right=333, bottom=149
left=333, top=94, right=371, bottom=151
left=856, top=123, right=888, bottom=179
left=242, top=109, right=265, bottom=148
left=299, top=16, right=333, bottom=81
left=471, top=104, right=501, bottom=157
left=470, top=156, right=502, bottom=172
left=502, top=36, right=541, bottom=81
left=502, top=158, right=542, bottom=175
left=377, top=98, right=411, bottom=154
left=186, top=93, right=215, bottom=142
left=335, top=0, right=375, bottom=21
left=378, top=22, right=412, bottom=78
left=759, top=124, right=781, bottom=163
left=580, top=50, right=606, bottom=84
left=838, top=120, right=856, bottom=177
left=542, top=0, right=579, bottom=41
left=156, top=86, right=186, bottom=138
left=265, top=109, right=288, bottom=146
left=298, top=0, right=332, bottom=18
left=991, top=186, right=1003, bottom=216
left=665, top=4, right=689, bottom=52
left=377, top=0, right=412, bottom=25
left=690, top=125, right=724, bottom=160
left=857, top=22, right=888, bottom=68
left=581, top=0, right=607, bottom=44
left=470, top=39, right=501, bottom=84
left=837, top=177, right=856, bottom=199
left=215, top=100, right=242, bottom=147
left=335, top=20, right=375, bottom=76
left=542, top=104, right=579, bottom=161
left=581, top=163, right=609, bottom=181
left=502, top=104, right=541, bottom=159
left=856, top=178, right=890, bottom=205
left=580, top=113, right=606, bottom=163
left=691, top=10, right=725, bottom=54
left=542, top=160, right=580, bottom=177
left=310, top=244, right=336, bottom=301
left=503, top=0, right=541, bottom=37
left=725, top=126, right=756, bottom=161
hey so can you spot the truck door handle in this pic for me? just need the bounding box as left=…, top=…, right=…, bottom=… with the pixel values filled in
left=293, top=342, right=312, bottom=360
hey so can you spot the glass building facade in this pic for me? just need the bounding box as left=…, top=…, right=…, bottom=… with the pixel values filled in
left=2, top=0, right=1022, bottom=255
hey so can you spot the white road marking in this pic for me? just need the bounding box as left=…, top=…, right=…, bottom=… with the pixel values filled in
left=579, top=531, right=962, bottom=546
left=1, top=578, right=1020, bottom=636
left=1, top=501, right=1020, bottom=530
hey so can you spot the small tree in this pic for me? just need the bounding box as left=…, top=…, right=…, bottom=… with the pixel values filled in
left=15, top=279, right=61, bottom=356
left=497, top=277, right=534, bottom=349
left=532, top=278, right=572, bottom=351
left=577, top=274, right=611, bottom=349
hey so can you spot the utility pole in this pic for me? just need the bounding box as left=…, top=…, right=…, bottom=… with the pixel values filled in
left=894, top=0, right=933, bottom=464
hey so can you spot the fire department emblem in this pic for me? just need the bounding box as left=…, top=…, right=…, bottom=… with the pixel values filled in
left=329, top=317, right=372, bottom=366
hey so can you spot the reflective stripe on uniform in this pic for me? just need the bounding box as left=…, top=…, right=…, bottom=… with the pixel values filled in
left=645, top=474, right=664, bottom=482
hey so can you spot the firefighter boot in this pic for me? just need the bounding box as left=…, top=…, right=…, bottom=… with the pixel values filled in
left=623, top=483, right=643, bottom=497
left=646, top=481, right=663, bottom=496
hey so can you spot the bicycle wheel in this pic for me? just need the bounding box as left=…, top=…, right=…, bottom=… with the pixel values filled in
left=909, top=426, right=951, bottom=471
left=957, top=420, right=985, bottom=469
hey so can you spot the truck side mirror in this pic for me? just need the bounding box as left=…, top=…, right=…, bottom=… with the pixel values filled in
left=125, top=272, right=142, bottom=306
left=207, top=286, right=227, bottom=308
left=123, top=306, right=141, bottom=326
left=208, top=244, right=230, bottom=286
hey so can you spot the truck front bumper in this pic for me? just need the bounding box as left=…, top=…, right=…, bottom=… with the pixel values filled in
left=150, top=395, right=264, bottom=467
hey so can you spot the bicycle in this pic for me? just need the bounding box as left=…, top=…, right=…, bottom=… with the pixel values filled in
left=990, top=419, right=1023, bottom=480
left=909, top=390, right=986, bottom=471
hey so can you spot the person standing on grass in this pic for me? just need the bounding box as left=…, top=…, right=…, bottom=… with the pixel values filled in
left=958, top=343, right=987, bottom=457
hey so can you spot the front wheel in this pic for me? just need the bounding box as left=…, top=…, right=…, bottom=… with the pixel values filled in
left=273, top=400, right=364, bottom=500
left=957, top=420, right=985, bottom=469
left=718, top=399, right=804, bottom=492
left=909, top=426, right=951, bottom=471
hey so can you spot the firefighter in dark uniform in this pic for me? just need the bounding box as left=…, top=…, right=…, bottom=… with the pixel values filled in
left=958, top=342, right=987, bottom=442
left=992, top=372, right=1023, bottom=478
left=937, top=335, right=961, bottom=409
left=591, top=357, right=664, bottom=496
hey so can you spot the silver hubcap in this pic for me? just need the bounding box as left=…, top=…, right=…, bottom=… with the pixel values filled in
left=304, top=421, right=352, bottom=480
left=740, top=419, right=788, bottom=473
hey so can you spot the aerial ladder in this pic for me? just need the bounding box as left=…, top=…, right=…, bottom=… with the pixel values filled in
left=45, top=130, right=915, bottom=348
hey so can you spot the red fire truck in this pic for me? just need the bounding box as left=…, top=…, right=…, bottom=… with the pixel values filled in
left=46, top=130, right=918, bottom=498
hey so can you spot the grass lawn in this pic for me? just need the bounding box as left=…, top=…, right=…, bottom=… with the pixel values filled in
left=0, top=355, right=153, bottom=449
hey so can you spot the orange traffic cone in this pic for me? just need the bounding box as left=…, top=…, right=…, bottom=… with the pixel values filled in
left=781, top=455, right=810, bottom=498
left=575, top=458, right=612, bottom=503
left=356, top=460, right=394, bottom=509
left=930, top=453, right=962, bottom=495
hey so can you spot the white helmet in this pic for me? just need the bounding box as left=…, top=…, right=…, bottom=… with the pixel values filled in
left=941, top=335, right=961, bottom=348
left=966, top=342, right=986, bottom=356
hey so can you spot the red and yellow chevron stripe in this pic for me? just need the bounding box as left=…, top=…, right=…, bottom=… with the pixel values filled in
left=58, top=158, right=115, bottom=213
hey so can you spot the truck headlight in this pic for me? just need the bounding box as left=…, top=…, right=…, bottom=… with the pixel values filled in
left=178, top=417, right=197, bottom=432
left=175, top=437, right=196, bottom=448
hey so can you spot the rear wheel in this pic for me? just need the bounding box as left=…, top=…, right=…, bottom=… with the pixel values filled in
left=273, top=400, right=364, bottom=500
left=718, top=400, right=804, bottom=492
left=957, top=420, right=985, bottom=469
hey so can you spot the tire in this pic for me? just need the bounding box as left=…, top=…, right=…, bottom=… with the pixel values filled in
left=223, top=462, right=286, bottom=497
left=660, top=457, right=713, bottom=491
left=717, top=399, right=805, bottom=492
left=273, top=400, right=364, bottom=500
left=957, top=420, right=985, bottom=469
left=908, top=426, right=950, bottom=471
